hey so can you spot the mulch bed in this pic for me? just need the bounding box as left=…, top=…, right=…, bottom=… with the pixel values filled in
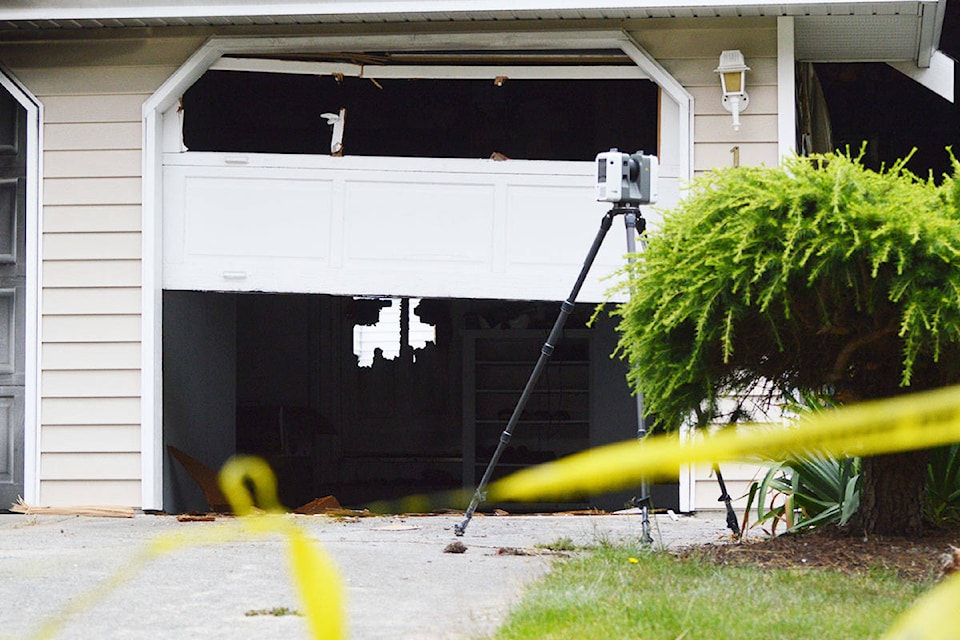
left=682, top=525, right=960, bottom=584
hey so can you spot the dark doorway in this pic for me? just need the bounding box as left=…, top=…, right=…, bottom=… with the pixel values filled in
left=815, top=62, right=959, bottom=178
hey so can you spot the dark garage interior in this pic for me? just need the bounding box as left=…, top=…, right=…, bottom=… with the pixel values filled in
left=162, top=291, right=675, bottom=514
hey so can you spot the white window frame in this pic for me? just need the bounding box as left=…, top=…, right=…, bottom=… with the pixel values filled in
left=0, top=66, right=41, bottom=505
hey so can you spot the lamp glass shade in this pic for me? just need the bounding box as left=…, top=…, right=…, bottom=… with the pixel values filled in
left=722, top=71, right=742, bottom=94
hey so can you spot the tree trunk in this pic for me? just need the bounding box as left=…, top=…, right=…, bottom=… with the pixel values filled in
left=853, top=450, right=928, bottom=536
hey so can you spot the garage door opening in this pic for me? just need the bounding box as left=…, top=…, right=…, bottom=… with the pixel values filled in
left=161, top=291, right=655, bottom=514
left=180, top=70, right=659, bottom=161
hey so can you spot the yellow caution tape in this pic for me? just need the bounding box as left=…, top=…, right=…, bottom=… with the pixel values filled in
left=219, top=456, right=346, bottom=640
left=489, top=383, right=960, bottom=502
left=218, top=455, right=284, bottom=515
left=881, top=570, right=960, bottom=640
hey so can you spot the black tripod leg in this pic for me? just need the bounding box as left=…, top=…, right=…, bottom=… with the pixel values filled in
left=713, top=463, right=741, bottom=536
left=454, top=209, right=618, bottom=537
left=623, top=210, right=654, bottom=545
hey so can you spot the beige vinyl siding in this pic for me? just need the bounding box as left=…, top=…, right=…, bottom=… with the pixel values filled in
left=692, top=461, right=765, bottom=510
left=43, top=260, right=141, bottom=288
left=630, top=17, right=781, bottom=173
left=42, top=370, right=141, bottom=397
left=42, top=424, right=141, bottom=452
left=3, top=37, right=199, bottom=507
left=45, top=150, right=142, bottom=178
left=44, top=205, right=141, bottom=233
left=43, top=234, right=141, bottom=260
left=42, top=315, right=141, bottom=343
left=38, top=86, right=145, bottom=504
left=42, top=342, right=140, bottom=370
left=40, top=452, right=141, bottom=480
left=40, top=480, right=141, bottom=506
left=41, top=397, right=141, bottom=425
left=44, top=123, right=143, bottom=151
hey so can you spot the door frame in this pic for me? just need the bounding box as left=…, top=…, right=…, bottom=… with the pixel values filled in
left=0, top=66, right=41, bottom=505
left=142, top=28, right=694, bottom=511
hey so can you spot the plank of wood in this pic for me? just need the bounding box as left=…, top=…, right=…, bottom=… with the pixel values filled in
left=9, top=496, right=135, bottom=518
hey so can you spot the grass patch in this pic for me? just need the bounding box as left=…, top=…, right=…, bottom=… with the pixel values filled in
left=534, top=537, right=580, bottom=552
left=490, top=545, right=929, bottom=639
left=244, top=607, right=301, bottom=617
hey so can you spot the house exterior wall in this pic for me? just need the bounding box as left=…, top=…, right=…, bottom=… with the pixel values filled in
left=630, top=17, right=781, bottom=172
left=0, top=18, right=783, bottom=508
left=0, top=36, right=203, bottom=505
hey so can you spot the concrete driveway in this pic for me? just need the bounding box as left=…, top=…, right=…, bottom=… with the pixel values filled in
left=0, top=511, right=730, bottom=639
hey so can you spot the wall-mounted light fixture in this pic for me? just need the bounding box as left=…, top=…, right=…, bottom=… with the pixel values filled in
left=714, top=50, right=750, bottom=131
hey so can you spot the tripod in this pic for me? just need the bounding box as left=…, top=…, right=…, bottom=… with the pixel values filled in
left=454, top=204, right=653, bottom=539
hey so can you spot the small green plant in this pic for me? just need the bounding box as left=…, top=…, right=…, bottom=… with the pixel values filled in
left=743, top=391, right=861, bottom=534
left=746, top=453, right=861, bottom=535
left=244, top=606, right=302, bottom=617
left=535, top=537, right=579, bottom=552
left=925, top=443, right=960, bottom=526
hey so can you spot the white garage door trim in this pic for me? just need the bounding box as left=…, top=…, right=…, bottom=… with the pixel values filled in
left=141, top=29, right=694, bottom=511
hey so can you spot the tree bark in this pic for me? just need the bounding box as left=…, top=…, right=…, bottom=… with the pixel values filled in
left=853, top=450, right=928, bottom=536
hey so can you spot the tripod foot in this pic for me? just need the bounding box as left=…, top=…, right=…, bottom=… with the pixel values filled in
left=641, top=506, right=654, bottom=545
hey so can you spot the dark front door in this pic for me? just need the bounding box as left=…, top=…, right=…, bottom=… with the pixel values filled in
left=0, top=86, right=27, bottom=510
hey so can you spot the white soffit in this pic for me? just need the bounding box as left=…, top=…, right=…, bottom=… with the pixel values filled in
left=0, top=1, right=948, bottom=69
left=795, top=14, right=922, bottom=61
left=0, top=1, right=944, bottom=26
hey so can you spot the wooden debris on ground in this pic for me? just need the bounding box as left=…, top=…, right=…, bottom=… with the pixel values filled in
left=176, top=513, right=217, bottom=522
left=293, top=495, right=342, bottom=515
left=10, top=497, right=135, bottom=518
left=373, top=523, right=420, bottom=531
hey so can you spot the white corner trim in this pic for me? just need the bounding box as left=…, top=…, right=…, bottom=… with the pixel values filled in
left=777, top=16, right=797, bottom=162
left=140, top=110, right=162, bottom=511
left=888, top=50, right=955, bottom=103
left=141, top=29, right=694, bottom=511
left=916, top=0, right=946, bottom=68
left=619, top=31, right=694, bottom=182
left=0, top=66, right=41, bottom=505
left=141, top=38, right=228, bottom=511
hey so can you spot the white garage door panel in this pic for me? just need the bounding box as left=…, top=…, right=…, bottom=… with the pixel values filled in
left=343, top=180, right=494, bottom=268
left=506, top=183, right=623, bottom=270
left=184, top=176, right=333, bottom=259
left=162, top=153, right=678, bottom=300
